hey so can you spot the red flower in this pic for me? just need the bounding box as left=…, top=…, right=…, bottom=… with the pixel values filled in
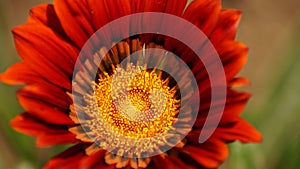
left=0, top=0, right=262, bottom=168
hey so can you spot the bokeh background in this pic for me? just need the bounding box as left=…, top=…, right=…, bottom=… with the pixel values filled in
left=0, top=0, right=299, bottom=168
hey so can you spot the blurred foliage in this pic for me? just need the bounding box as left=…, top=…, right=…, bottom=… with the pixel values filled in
left=0, top=0, right=299, bottom=169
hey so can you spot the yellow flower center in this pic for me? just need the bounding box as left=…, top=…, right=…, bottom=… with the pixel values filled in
left=94, top=64, right=180, bottom=138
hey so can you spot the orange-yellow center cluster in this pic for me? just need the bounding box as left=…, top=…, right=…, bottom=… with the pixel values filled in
left=93, top=64, right=180, bottom=138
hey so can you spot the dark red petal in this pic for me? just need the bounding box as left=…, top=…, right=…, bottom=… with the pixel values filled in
left=195, top=89, right=251, bottom=128
left=10, top=113, right=77, bottom=147
left=165, top=0, right=187, bottom=16
left=53, top=0, right=134, bottom=51
left=183, top=0, right=221, bottom=36
left=87, top=0, right=131, bottom=30
left=217, top=41, right=248, bottom=81
left=44, top=144, right=90, bottom=169
left=11, top=113, right=51, bottom=136
left=153, top=155, right=196, bottom=169
left=27, top=4, right=73, bottom=44
left=53, top=0, right=95, bottom=48
left=12, top=24, right=78, bottom=91
left=101, top=0, right=132, bottom=39
left=137, top=0, right=186, bottom=14
left=185, top=118, right=261, bottom=167
left=214, top=118, right=262, bottom=143
left=17, top=84, right=74, bottom=125
left=179, top=139, right=228, bottom=168
left=99, top=0, right=131, bottom=21
left=210, top=9, right=242, bottom=45
left=190, top=41, right=248, bottom=87
left=37, top=131, right=78, bottom=147
left=80, top=149, right=114, bottom=169
left=86, top=0, right=109, bottom=31
left=136, top=0, right=167, bottom=13
left=0, top=62, right=42, bottom=85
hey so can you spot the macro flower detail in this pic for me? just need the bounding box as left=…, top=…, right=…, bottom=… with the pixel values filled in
left=0, top=0, right=262, bottom=169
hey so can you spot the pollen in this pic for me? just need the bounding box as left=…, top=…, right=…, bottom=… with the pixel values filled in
left=93, top=64, right=180, bottom=138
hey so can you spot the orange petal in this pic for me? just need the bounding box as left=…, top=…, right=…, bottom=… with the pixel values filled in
left=230, top=77, right=250, bottom=87
left=0, top=62, right=42, bottom=85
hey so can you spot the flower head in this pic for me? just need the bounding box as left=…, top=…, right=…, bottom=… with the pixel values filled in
left=0, top=0, right=262, bottom=168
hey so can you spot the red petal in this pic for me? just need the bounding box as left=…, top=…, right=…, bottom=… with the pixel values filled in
left=86, top=0, right=109, bottom=31
left=210, top=9, right=242, bottom=45
left=217, top=41, right=248, bottom=81
left=80, top=149, right=114, bottom=169
left=179, top=139, right=228, bottom=168
left=102, top=0, right=132, bottom=39
left=10, top=113, right=77, bottom=147
left=165, top=0, right=187, bottom=16
left=101, top=0, right=131, bottom=21
left=88, top=0, right=131, bottom=30
left=195, top=89, right=251, bottom=128
left=136, top=0, right=167, bottom=13
left=44, top=144, right=90, bottom=169
left=37, top=131, right=78, bottom=147
left=53, top=0, right=95, bottom=48
left=230, top=77, right=250, bottom=87
left=17, top=84, right=74, bottom=125
left=12, top=24, right=78, bottom=91
left=0, top=62, right=42, bottom=85
left=183, top=0, right=221, bottom=36
left=153, top=155, right=196, bottom=169
left=27, top=4, right=74, bottom=44
left=214, top=118, right=262, bottom=143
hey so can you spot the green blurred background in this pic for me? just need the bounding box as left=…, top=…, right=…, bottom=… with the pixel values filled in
left=0, top=0, right=299, bottom=168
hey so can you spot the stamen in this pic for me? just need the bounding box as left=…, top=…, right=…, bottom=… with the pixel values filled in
left=94, top=64, right=180, bottom=138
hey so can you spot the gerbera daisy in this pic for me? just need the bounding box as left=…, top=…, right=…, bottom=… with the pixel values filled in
left=0, top=0, right=262, bottom=169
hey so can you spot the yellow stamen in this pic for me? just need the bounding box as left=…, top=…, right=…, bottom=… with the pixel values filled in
left=94, top=64, right=180, bottom=138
